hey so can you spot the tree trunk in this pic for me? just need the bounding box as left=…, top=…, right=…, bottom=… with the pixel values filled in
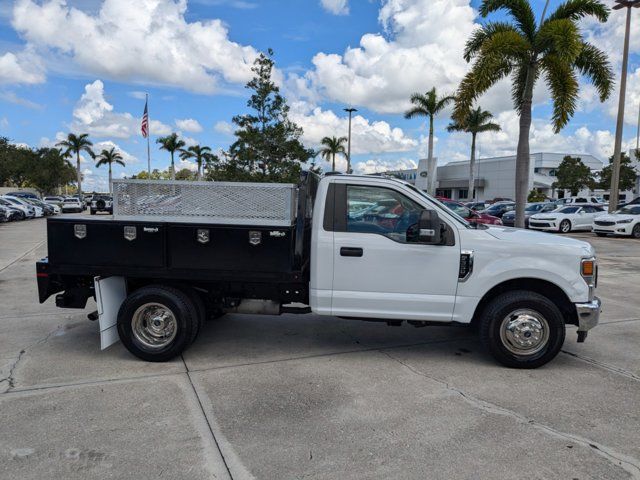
left=108, top=163, right=112, bottom=194
left=76, top=152, right=82, bottom=196
left=197, top=160, right=202, bottom=181
left=170, top=152, right=175, bottom=180
left=427, top=115, right=435, bottom=195
left=515, top=66, right=536, bottom=229
left=468, top=133, right=476, bottom=201
left=332, top=153, right=336, bottom=172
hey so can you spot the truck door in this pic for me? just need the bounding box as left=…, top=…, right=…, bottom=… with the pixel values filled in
left=329, top=183, right=460, bottom=322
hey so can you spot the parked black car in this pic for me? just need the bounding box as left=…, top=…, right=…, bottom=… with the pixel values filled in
left=481, top=202, right=515, bottom=218
left=501, top=202, right=558, bottom=227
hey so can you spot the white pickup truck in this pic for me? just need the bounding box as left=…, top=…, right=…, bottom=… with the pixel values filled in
left=36, top=173, right=600, bottom=368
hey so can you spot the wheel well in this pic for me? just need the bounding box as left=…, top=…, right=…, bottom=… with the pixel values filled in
left=471, top=278, right=577, bottom=327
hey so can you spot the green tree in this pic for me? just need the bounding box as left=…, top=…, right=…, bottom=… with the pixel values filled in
left=56, top=133, right=94, bottom=194
left=156, top=133, right=185, bottom=180
left=599, top=152, right=638, bottom=191
left=132, top=169, right=170, bottom=180
left=95, top=147, right=125, bottom=193
left=528, top=188, right=546, bottom=202
left=319, top=136, right=347, bottom=172
left=454, top=0, right=613, bottom=227
left=446, top=106, right=501, bottom=200
left=175, top=168, right=196, bottom=181
left=553, top=156, right=595, bottom=196
left=404, top=88, right=455, bottom=195
left=223, top=49, right=314, bottom=183
left=179, top=145, right=213, bottom=181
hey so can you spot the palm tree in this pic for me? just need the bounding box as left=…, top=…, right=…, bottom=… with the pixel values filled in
left=453, top=0, right=613, bottom=227
left=94, top=147, right=125, bottom=193
left=404, top=88, right=455, bottom=195
left=179, top=145, right=212, bottom=181
left=447, top=107, right=501, bottom=201
left=56, top=133, right=94, bottom=196
left=156, top=133, right=185, bottom=180
left=319, top=136, right=347, bottom=172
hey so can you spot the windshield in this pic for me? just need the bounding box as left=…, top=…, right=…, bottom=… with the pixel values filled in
left=558, top=206, right=579, bottom=214
left=616, top=205, right=640, bottom=215
left=525, top=203, right=546, bottom=212
left=405, top=184, right=471, bottom=228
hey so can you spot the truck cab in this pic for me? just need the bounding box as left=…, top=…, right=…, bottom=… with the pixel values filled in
left=36, top=174, right=601, bottom=368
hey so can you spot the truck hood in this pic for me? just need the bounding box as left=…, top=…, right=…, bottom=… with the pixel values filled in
left=484, top=226, right=594, bottom=254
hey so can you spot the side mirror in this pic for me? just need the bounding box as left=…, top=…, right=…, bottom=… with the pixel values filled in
left=417, top=210, right=442, bottom=244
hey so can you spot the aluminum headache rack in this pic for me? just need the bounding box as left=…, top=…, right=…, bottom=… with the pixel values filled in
left=112, top=179, right=297, bottom=226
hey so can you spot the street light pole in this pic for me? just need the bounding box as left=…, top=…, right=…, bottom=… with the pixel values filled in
left=610, top=0, right=640, bottom=212
left=344, top=107, right=357, bottom=174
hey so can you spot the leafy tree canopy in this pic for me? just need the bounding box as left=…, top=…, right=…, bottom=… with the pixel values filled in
left=216, top=49, right=314, bottom=183
left=553, top=155, right=595, bottom=196
left=598, top=152, right=638, bottom=191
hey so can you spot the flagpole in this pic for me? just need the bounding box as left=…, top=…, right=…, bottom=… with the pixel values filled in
left=146, top=93, right=151, bottom=177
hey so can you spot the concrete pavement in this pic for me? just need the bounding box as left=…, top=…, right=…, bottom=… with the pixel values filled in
left=1, top=217, right=639, bottom=479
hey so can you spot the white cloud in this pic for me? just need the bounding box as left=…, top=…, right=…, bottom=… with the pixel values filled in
left=295, top=0, right=477, bottom=114
left=320, top=0, right=349, bottom=15
left=290, top=101, right=417, bottom=158
left=0, top=47, right=45, bottom=85
left=175, top=118, right=203, bottom=133
left=214, top=120, right=234, bottom=136
left=176, top=158, right=198, bottom=172
left=354, top=157, right=418, bottom=174
left=94, top=140, right=139, bottom=165
left=71, top=80, right=171, bottom=139
left=11, top=0, right=258, bottom=93
left=0, top=90, right=43, bottom=109
left=127, top=91, right=147, bottom=100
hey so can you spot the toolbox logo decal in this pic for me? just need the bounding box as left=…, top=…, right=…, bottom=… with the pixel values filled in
left=197, top=229, right=210, bottom=244
left=269, top=231, right=286, bottom=237
left=124, top=226, right=137, bottom=241
left=143, top=227, right=158, bottom=233
left=74, top=224, right=86, bottom=239
left=249, top=231, right=262, bottom=246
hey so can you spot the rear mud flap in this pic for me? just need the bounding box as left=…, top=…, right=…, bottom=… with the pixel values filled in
left=94, top=276, right=126, bottom=349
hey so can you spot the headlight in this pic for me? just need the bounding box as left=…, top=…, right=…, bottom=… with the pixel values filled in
left=617, top=219, right=633, bottom=224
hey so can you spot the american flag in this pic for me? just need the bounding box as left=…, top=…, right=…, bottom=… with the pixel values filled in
left=141, top=98, right=149, bottom=138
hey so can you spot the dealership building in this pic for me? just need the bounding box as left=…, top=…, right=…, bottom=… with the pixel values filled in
left=384, top=152, right=638, bottom=202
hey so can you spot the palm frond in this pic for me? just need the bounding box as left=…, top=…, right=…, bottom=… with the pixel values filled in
left=535, top=18, right=582, bottom=63
left=541, top=55, right=579, bottom=132
left=574, top=42, right=614, bottom=102
left=479, top=0, right=537, bottom=40
left=547, top=0, right=609, bottom=23
left=464, top=22, right=519, bottom=61
left=476, top=122, right=502, bottom=133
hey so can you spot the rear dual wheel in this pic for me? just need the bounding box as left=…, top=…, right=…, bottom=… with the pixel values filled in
left=117, top=285, right=204, bottom=362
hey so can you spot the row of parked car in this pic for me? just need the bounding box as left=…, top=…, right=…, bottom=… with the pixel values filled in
left=439, top=195, right=640, bottom=238
left=0, top=191, right=114, bottom=223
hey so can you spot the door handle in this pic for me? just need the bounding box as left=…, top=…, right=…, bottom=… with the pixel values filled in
left=340, top=247, right=363, bottom=257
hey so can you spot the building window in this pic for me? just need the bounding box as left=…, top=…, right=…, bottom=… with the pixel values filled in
left=458, top=189, right=468, bottom=199
left=436, top=188, right=452, bottom=199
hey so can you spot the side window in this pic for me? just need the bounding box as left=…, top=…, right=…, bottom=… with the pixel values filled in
left=576, top=198, right=587, bottom=203
left=346, top=185, right=423, bottom=243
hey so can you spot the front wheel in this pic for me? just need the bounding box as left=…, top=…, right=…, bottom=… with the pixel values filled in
left=632, top=224, right=640, bottom=239
left=117, top=285, right=199, bottom=362
left=479, top=291, right=566, bottom=368
left=559, top=219, right=571, bottom=233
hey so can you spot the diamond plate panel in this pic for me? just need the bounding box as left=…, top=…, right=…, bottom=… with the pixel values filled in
left=112, top=179, right=296, bottom=226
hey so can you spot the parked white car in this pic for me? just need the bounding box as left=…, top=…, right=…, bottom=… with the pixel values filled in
left=61, top=198, right=84, bottom=213
left=1, top=196, right=36, bottom=218
left=592, top=205, right=640, bottom=238
left=556, top=196, right=603, bottom=206
left=529, top=205, right=605, bottom=233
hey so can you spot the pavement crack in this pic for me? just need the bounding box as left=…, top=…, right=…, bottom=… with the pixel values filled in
left=0, top=239, right=45, bottom=274
left=380, top=349, right=640, bottom=479
left=561, top=350, right=640, bottom=382
left=0, top=325, right=64, bottom=394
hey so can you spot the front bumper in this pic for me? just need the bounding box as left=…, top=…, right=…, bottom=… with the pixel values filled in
left=574, top=296, right=601, bottom=341
left=593, top=224, right=633, bottom=236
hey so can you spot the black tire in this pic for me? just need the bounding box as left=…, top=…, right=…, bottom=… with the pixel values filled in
left=479, top=290, right=566, bottom=369
left=175, top=286, right=205, bottom=343
left=117, top=285, right=198, bottom=362
left=632, top=224, right=640, bottom=239
left=595, top=232, right=607, bottom=237
left=559, top=219, right=571, bottom=233
left=90, top=209, right=96, bottom=215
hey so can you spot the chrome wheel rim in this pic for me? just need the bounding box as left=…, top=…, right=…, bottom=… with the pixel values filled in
left=499, top=309, right=550, bottom=356
left=131, top=303, right=177, bottom=350
left=560, top=221, right=570, bottom=233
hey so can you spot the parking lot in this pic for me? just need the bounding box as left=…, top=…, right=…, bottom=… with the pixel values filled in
left=1, top=216, right=639, bottom=480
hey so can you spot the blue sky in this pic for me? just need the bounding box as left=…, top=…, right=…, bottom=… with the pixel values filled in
left=1, top=0, right=639, bottom=190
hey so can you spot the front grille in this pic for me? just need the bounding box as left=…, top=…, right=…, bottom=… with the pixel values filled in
left=594, top=220, right=615, bottom=226
left=530, top=222, right=550, bottom=228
